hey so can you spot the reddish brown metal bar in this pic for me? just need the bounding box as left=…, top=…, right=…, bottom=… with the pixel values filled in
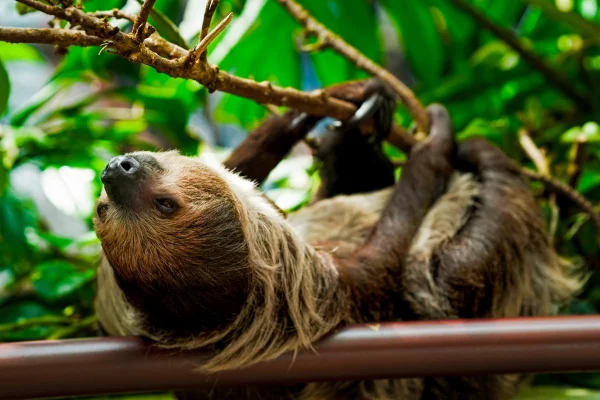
left=2, top=316, right=600, bottom=399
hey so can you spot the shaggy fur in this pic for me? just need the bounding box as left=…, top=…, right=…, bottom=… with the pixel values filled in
left=94, top=83, right=582, bottom=399
left=95, top=157, right=581, bottom=399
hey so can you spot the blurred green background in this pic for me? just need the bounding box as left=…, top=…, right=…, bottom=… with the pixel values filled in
left=1, top=0, right=600, bottom=398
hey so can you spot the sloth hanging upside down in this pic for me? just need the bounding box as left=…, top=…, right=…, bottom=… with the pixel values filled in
left=93, top=79, right=582, bottom=400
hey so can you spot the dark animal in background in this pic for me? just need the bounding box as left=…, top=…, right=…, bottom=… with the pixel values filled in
left=94, top=79, right=581, bottom=399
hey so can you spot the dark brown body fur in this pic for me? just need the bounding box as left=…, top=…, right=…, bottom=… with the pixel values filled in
left=94, top=79, right=580, bottom=400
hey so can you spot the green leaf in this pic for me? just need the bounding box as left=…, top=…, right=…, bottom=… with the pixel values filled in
left=561, top=123, right=600, bottom=143
left=578, top=168, right=600, bottom=194
left=31, top=261, right=95, bottom=302
left=379, top=0, right=444, bottom=86
left=516, top=386, right=600, bottom=399
left=457, top=117, right=515, bottom=148
left=0, top=55, right=10, bottom=117
left=0, top=302, right=57, bottom=341
left=9, top=81, right=67, bottom=126
left=0, top=267, right=16, bottom=304
left=81, top=0, right=127, bottom=12
left=300, top=0, right=382, bottom=86
left=214, top=0, right=300, bottom=128
left=0, top=43, right=44, bottom=62
left=524, top=0, right=600, bottom=38
left=0, top=190, right=35, bottom=270
left=135, top=0, right=189, bottom=49
left=432, top=0, right=477, bottom=46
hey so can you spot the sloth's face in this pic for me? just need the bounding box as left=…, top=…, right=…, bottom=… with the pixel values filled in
left=94, top=151, right=251, bottom=336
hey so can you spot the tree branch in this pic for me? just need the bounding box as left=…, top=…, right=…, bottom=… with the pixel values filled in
left=0, top=27, right=104, bottom=47
left=8, top=0, right=359, bottom=119
left=3, top=0, right=597, bottom=233
left=447, top=0, right=591, bottom=112
left=276, top=0, right=429, bottom=133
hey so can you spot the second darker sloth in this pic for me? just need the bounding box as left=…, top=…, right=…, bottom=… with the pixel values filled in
left=93, top=79, right=581, bottom=399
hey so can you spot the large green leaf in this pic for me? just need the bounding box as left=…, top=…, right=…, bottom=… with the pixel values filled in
left=9, top=81, right=68, bottom=126
left=0, top=190, right=35, bottom=271
left=525, top=0, right=600, bottom=38
left=0, top=301, right=57, bottom=341
left=0, top=43, right=44, bottom=63
left=578, top=168, right=600, bottom=194
left=81, top=0, right=127, bottom=12
left=31, top=260, right=95, bottom=302
left=379, top=0, right=444, bottom=86
left=0, top=56, right=10, bottom=117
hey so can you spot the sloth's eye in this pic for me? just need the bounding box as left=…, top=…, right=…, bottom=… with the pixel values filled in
left=97, top=204, right=109, bottom=219
left=155, top=197, right=177, bottom=214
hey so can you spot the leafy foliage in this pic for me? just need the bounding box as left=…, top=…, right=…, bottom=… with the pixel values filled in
left=1, top=0, right=600, bottom=397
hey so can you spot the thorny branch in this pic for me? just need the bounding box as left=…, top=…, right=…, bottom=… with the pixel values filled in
left=3, top=0, right=363, bottom=120
left=0, top=0, right=598, bottom=233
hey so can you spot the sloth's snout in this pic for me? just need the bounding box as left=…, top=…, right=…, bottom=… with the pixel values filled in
left=102, top=155, right=141, bottom=183
left=101, top=155, right=145, bottom=207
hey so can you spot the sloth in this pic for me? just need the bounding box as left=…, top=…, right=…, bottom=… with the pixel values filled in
left=93, top=79, right=581, bottom=400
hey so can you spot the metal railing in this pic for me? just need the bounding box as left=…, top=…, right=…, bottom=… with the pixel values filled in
left=1, top=315, right=600, bottom=399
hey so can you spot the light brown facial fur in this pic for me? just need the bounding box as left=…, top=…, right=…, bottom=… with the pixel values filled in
left=94, top=151, right=251, bottom=337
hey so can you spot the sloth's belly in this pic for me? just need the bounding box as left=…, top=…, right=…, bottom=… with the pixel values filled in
left=287, top=173, right=480, bottom=258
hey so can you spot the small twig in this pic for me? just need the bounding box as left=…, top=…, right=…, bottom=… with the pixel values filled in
left=93, top=9, right=135, bottom=23
left=568, top=137, right=587, bottom=189
left=447, top=0, right=590, bottom=112
left=187, top=11, right=233, bottom=66
left=518, top=129, right=561, bottom=240
left=0, top=316, right=73, bottom=334
left=277, top=0, right=429, bottom=133
left=132, top=0, right=157, bottom=42
left=198, top=0, right=220, bottom=62
left=519, top=128, right=549, bottom=175
left=15, top=0, right=55, bottom=15
left=46, top=315, right=97, bottom=340
left=548, top=194, right=560, bottom=241
left=523, top=168, right=600, bottom=235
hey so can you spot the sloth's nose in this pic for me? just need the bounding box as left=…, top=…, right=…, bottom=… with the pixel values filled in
left=101, top=155, right=144, bottom=206
left=101, top=156, right=141, bottom=184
